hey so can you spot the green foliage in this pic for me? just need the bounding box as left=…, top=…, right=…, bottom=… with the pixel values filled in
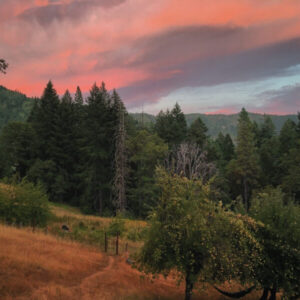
left=132, top=112, right=298, bottom=139
left=0, top=122, right=36, bottom=178
left=107, top=217, right=125, bottom=237
left=187, top=117, right=208, bottom=148
left=127, top=130, right=168, bottom=217
left=249, top=188, right=300, bottom=298
left=227, top=108, right=260, bottom=210
left=155, top=103, right=187, bottom=147
left=126, top=226, right=147, bottom=242
left=0, top=86, right=34, bottom=132
left=0, top=180, right=50, bottom=228
left=137, top=168, right=261, bottom=299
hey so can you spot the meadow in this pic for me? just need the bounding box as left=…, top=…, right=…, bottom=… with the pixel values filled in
left=0, top=205, right=261, bottom=300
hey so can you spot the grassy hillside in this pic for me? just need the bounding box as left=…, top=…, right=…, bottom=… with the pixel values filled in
left=131, top=112, right=298, bottom=138
left=0, top=86, right=34, bottom=131
left=0, top=222, right=260, bottom=300
left=49, top=203, right=146, bottom=255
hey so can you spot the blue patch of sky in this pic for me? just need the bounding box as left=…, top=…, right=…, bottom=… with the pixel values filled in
left=130, top=64, right=300, bottom=114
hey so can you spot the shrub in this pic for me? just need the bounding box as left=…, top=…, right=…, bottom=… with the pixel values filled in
left=0, top=180, right=50, bottom=228
left=107, top=217, right=125, bottom=236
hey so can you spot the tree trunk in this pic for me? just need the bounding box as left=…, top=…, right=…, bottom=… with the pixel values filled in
left=185, top=273, right=194, bottom=300
left=243, top=177, right=249, bottom=211
left=269, top=287, right=276, bottom=300
left=98, top=190, right=102, bottom=215
left=260, top=288, right=269, bottom=300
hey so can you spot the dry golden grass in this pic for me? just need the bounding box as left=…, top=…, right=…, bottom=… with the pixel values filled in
left=0, top=223, right=262, bottom=300
left=51, top=204, right=147, bottom=229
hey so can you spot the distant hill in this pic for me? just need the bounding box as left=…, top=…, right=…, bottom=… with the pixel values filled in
left=0, top=86, right=297, bottom=138
left=130, top=112, right=298, bottom=139
left=0, top=86, right=34, bottom=131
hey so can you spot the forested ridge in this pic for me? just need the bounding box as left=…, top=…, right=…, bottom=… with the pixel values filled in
left=0, top=86, right=35, bottom=131
left=0, top=80, right=299, bottom=300
left=0, top=85, right=297, bottom=138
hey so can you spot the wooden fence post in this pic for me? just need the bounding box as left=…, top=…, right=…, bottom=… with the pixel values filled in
left=116, top=232, right=119, bottom=256
left=104, top=232, right=108, bottom=253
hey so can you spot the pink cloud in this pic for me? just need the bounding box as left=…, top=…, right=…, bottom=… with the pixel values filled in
left=1, top=0, right=300, bottom=114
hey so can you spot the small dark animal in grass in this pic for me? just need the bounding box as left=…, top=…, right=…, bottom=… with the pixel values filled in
left=61, top=224, right=70, bottom=231
left=126, top=258, right=134, bottom=265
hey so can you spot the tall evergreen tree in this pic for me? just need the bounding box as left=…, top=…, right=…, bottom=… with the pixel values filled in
left=81, top=83, right=115, bottom=213
left=155, top=103, right=187, bottom=148
left=187, top=117, right=208, bottom=148
left=227, top=108, right=260, bottom=211
left=27, top=81, right=63, bottom=201
left=74, top=86, right=84, bottom=105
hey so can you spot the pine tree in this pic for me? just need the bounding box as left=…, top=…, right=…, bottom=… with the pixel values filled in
left=28, top=81, right=62, bottom=201
left=187, top=117, right=208, bottom=148
left=228, top=108, right=260, bottom=211
left=155, top=103, right=187, bottom=148
left=81, top=83, right=115, bottom=214
left=29, top=81, right=60, bottom=160
left=74, top=86, right=83, bottom=105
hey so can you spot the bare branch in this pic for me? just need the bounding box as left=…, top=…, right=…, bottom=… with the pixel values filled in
left=165, top=143, right=216, bottom=182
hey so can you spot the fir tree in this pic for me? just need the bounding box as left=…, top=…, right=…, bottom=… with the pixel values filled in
left=187, top=117, right=208, bottom=148
left=227, top=108, right=260, bottom=211
left=155, top=103, right=187, bottom=148
left=74, top=86, right=83, bottom=105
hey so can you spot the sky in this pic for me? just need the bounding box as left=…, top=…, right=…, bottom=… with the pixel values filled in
left=0, top=0, right=300, bottom=114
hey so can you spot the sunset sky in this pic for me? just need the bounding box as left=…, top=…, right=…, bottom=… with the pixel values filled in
left=1, top=0, right=300, bottom=114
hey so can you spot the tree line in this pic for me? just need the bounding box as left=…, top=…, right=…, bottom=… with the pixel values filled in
left=0, top=81, right=300, bottom=215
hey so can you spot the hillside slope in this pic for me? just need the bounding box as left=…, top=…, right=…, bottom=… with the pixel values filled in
left=131, top=112, right=298, bottom=138
left=0, top=224, right=262, bottom=300
left=0, top=86, right=34, bottom=131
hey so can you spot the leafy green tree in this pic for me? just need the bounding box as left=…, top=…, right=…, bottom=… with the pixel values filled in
left=137, top=168, right=261, bottom=300
left=0, top=180, right=50, bottom=229
left=127, top=130, right=168, bottom=217
left=187, top=117, right=208, bottom=148
left=249, top=188, right=300, bottom=299
left=227, top=108, right=260, bottom=210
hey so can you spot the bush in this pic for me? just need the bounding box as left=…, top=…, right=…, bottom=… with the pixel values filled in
left=107, top=217, right=125, bottom=236
left=0, top=180, right=50, bottom=228
left=126, top=226, right=147, bottom=241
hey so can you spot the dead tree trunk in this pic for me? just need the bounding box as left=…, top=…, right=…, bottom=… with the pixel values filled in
left=113, top=91, right=127, bottom=213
